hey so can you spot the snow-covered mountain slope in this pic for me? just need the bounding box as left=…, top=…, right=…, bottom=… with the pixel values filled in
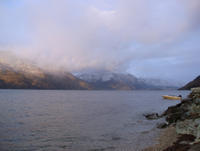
left=77, top=71, right=178, bottom=90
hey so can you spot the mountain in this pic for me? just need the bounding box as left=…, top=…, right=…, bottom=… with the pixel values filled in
left=138, top=78, right=179, bottom=90
left=77, top=71, right=140, bottom=90
left=0, top=51, right=179, bottom=90
left=179, top=76, right=200, bottom=90
left=0, top=51, right=90, bottom=89
left=76, top=71, right=176, bottom=90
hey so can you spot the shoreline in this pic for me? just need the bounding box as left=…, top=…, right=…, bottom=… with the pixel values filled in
left=142, top=126, right=177, bottom=151
left=142, top=87, right=200, bottom=151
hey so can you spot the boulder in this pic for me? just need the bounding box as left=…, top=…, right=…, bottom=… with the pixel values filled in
left=163, top=101, right=191, bottom=124
left=162, top=96, right=200, bottom=125
left=176, top=118, right=200, bottom=141
left=189, top=87, right=200, bottom=99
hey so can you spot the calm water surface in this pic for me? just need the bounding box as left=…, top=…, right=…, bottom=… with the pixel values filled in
left=0, top=90, right=189, bottom=151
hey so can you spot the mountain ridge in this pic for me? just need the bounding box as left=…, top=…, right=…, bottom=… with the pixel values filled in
left=0, top=52, right=91, bottom=90
left=179, top=76, right=200, bottom=90
left=0, top=51, right=179, bottom=90
left=77, top=71, right=178, bottom=90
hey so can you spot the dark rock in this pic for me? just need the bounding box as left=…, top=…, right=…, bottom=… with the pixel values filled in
left=164, top=106, right=187, bottom=124
left=176, top=134, right=196, bottom=144
left=162, top=99, right=194, bottom=124
left=157, top=122, right=168, bottom=129
left=163, top=143, right=190, bottom=151
left=181, top=98, right=192, bottom=102
left=88, top=149, right=106, bottom=151
left=111, top=137, right=121, bottom=141
left=143, top=113, right=160, bottom=120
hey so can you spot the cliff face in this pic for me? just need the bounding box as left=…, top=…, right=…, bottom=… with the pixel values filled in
left=179, top=76, right=200, bottom=90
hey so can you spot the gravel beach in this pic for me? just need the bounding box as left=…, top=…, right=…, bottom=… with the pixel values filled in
left=142, top=126, right=177, bottom=151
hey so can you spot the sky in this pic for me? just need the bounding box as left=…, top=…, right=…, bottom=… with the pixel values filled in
left=0, top=0, right=200, bottom=84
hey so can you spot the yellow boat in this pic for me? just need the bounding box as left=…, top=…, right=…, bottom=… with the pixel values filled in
left=162, top=95, right=181, bottom=100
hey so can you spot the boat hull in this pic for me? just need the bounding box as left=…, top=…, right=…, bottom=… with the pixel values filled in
left=162, top=95, right=181, bottom=100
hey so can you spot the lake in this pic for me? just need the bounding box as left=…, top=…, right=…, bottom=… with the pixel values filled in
left=0, top=90, right=189, bottom=151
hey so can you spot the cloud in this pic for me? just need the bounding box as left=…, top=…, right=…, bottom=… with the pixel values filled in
left=0, top=0, right=199, bottom=82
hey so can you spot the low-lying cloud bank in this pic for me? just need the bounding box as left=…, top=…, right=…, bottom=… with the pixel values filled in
left=0, top=0, right=200, bottom=83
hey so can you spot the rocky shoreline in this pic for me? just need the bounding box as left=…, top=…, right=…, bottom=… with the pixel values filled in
left=144, top=87, right=200, bottom=151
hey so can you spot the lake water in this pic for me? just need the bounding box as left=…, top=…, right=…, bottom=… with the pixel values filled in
left=0, top=90, right=189, bottom=151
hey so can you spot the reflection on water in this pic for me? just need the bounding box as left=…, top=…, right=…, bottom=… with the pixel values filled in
left=0, top=90, right=189, bottom=151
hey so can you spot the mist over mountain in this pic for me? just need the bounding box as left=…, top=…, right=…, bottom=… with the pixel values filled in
left=76, top=70, right=178, bottom=90
left=137, top=78, right=180, bottom=89
left=0, top=51, right=178, bottom=90
left=0, top=0, right=200, bottom=84
left=0, top=51, right=90, bottom=90
left=77, top=71, right=139, bottom=90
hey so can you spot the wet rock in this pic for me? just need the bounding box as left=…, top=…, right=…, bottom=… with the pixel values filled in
left=143, top=113, right=160, bottom=120
left=157, top=122, right=168, bottom=129
left=164, top=105, right=188, bottom=124
left=162, top=99, right=195, bottom=124
left=89, top=146, right=115, bottom=151
left=111, top=136, right=121, bottom=141
left=181, top=98, right=192, bottom=103
left=59, top=145, right=67, bottom=149
left=89, top=149, right=106, bottom=151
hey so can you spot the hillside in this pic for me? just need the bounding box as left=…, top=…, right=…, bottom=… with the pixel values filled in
left=0, top=52, right=91, bottom=90
left=179, top=76, right=200, bottom=90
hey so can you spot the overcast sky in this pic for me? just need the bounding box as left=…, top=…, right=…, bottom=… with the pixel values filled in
left=0, top=0, right=200, bottom=84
